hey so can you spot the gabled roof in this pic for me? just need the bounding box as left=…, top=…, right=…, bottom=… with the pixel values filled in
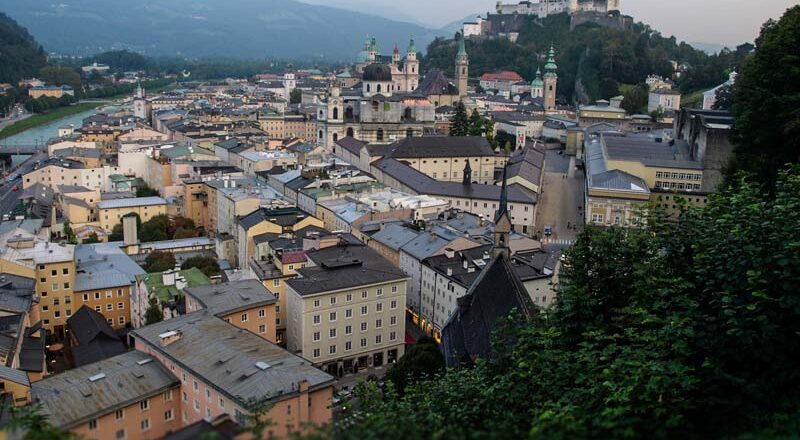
left=184, top=280, right=277, bottom=316
left=335, top=137, right=368, bottom=157
left=389, top=136, right=497, bottom=159
left=416, top=69, right=458, bottom=96
left=440, top=253, right=533, bottom=367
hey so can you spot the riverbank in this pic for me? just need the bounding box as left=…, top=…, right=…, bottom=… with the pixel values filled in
left=0, top=102, right=102, bottom=140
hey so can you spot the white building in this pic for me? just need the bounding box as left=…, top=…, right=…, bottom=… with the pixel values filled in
left=703, top=71, right=737, bottom=110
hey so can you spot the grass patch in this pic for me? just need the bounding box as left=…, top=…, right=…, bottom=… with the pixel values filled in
left=681, top=89, right=706, bottom=109
left=0, top=102, right=100, bottom=140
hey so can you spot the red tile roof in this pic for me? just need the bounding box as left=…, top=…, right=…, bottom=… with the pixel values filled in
left=480, top=71, right=524, bottom=82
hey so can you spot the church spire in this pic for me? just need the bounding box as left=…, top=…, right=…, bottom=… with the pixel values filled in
left=492, top=164, right=511, bottom=259
left=463, top=159, right=472, bottom=185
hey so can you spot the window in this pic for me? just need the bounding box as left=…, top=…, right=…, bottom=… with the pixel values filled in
left=390, top=316, right=397, bottom=326
left=52, top=283, right=59, bottom=291
left=313, top=331, right=320, bottom=341
left=63, top=282, right=69, bottom=289
left=346, top=293, right=352, bottom=302
left=376, top=319, right=383, bottom=329
left=164, top=390, right=173, bottom=402
left=361, top=322, right=367, bottom=332
left=258, top=309, right=265, bottom=318
left=329, top=311, right=336, bottom=322
left=391, top=286, right=398, bottom=293
left=361, top=290, right=368, bottom=299
left=313, top=299, right=320, bottom=308
left=377, top=128, right=384, bottom=141
left=376, top=303, right=383, bottom=312
left=376, top=288, right=383, bottom=296
left=194, top=400, right=200, bottom=412
left=115, top=429, right=125, bottom=439
left=273, top=279, right=280, bottom=287
left=220, top=398, right=225, bottom=409
left=330, top=328, right=337, bottom=338
left=141, top=419, right=150, bottom=431
left=62, top=268, right=69, bottom=275
left=119, top=316, right=125, bottom=325
left=390, top=331, right=397, bottom=341
left=329, top=345, right=336, bottom=354
left=51, top=269, right=57, bottom=276
left=106, top=303, right=113, bottom=311
left=95, top=306, right=101, bottom=312
left=313, top=314, right=321, bottom=325
left=330, top=297, right=336, bottom=305
left=345, top=309, right=352, bottom=318
left=259, top=324, right=266, bottom=334
left=361, top=338, right=367, bottom=347
left=118, top=302, right=124, bottom=310
left=115, top=409, right=124, bottom=420
left=241, top=313, right=248, bottom=322
left=361, top=306, right=367, bottom=316
left=140, top=399, right=149, bottom=411
left=193, top=380, right=198, bottom=391
left=165, top=409, right=174, bottom=421
left=313, top=348, right=320, bottom=358
left=376, top=335, right=382, bottom=344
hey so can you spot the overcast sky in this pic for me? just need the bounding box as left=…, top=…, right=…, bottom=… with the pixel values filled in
left=302, top=0, right=796, bottom=46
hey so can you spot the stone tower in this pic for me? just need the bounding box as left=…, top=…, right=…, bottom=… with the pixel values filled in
left=543, top=45, right=558, bottom=112
left=455, top=33, right=469, bottom=100
left=404, top=38, right=420, bottom=91
left=531, top=66, right=544, bottom=99
left=133, top=82, right=149, bottom=122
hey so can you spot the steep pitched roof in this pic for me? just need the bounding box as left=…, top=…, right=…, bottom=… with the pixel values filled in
left=440, top=253, right=533, bottom=367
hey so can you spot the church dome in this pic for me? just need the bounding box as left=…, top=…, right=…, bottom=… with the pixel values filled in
left=362, top=63, right=393, bottom=82
left=356, top=50, right=369, bottom=64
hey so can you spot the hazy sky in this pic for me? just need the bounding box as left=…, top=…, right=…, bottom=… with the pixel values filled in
left=302, top=0, right=796, bottom=46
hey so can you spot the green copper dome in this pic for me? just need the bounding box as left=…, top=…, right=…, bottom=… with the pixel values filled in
left=356, top=50, right=369, bottom=63
left=407, top=38, right=417, bottom=54
left=531, top=67, right=544, bottom=87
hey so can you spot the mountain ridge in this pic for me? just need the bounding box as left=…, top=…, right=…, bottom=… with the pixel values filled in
left=0, top=0, right=446, bottom=59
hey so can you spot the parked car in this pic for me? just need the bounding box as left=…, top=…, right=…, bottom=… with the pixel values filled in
left=544, top=225, right=553, bottom=236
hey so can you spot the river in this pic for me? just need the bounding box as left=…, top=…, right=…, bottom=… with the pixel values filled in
left=0, top=104, right=120, bottom=166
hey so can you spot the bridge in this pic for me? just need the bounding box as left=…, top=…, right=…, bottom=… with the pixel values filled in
left=0, top=145, right=44, bottom=166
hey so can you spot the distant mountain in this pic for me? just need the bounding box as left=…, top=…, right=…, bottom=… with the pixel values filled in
left=0, top=12, right=47, bottom=85
left=0, top=0, right=444, bottom=59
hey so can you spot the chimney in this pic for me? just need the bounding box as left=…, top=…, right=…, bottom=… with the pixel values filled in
left=446, top=267, right=453, bottom=276
left=158, top=330, right=182, bottom=347
left=444, top=248, right=455, bottom=259
left=162, top=269, right=176, bottom=286
left=463, top=258, right=469, bottom=269
left=123, top=215, right=138, bottom=246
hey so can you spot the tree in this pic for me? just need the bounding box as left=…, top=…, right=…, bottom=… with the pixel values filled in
left=621, top=84, right=648, bottom=114
left=169, top=216, right=197, bottom=239
left=83, top=232, right=100, bottom=244
left=143, top=251, right=176, bottom=273
left=62, top=222, right=76, bottom=245
left=727, top=6, right=800, bottom=191
left=712, top=83, right=733, bottom=110
left=468, top=109, right=484, bottom=136
left=331, top=168, right=800, bottom=439
left=140, top=214, right=170, bottom=242
left=385, top=336, right=444, bottom=395
left=144, top=297, right=163, bottom=325
left=290, top=87, right=302, bottom=104
left=449, top=101, right=470, bottom=136
left=38, top=66, right=82, bottom=91
left=136, top=184, right=159, bottom=197
left=181, top=256, right=221, bottom=278
left=6, top=404, right=79, bottom=440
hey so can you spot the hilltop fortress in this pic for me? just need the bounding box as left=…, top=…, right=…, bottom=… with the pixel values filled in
left=463, top=0, right=629, bottom=41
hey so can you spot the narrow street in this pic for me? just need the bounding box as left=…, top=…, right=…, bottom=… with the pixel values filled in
left=535, top=148, right=585, bottom=247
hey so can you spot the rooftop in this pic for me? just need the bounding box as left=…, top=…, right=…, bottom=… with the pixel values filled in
left=131, top=312, right=334, bottom=409
left=287, top=243, right=408, bottom=296
left=135, top=267, right=211, bottom=304
left=184, top=280, right=277, bottom=316
left=97, top=196, right=167, bottom=210
left=32, top=351, right=179, bottom=429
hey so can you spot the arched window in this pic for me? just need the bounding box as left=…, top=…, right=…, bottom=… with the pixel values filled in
left=346, top=127, right=354, bottom=137
left=333, top=133, right=338, bottom=142
left=377, top=84, right=382, bottom=93
left=345, top=106, right=353, bottom=120
left=333, top=108, right=339, bottom=120
left=406, top=128, right=413, bottom=138
left=367, top=84, right=371, bottom=92
left=403, top=108, right=412, bottom=120
left=319, top=130, right=323, bottom=139
left=377, top=128, right=384, bottom=141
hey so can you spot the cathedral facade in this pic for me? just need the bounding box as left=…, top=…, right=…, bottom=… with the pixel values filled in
left=355, top=37, right=420, bottom=93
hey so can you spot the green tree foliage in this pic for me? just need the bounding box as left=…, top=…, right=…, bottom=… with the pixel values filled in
left=140, top=214, right=170, bottom=242
left=89, top=50, right=149, bottom=71
left=385, top=336, right=444, bottom=395
left=424, top=14, right=750, bottom=103
left=332, top=167, right=800, bottom=439
left=449, top=101, right=469, bottom=136
left=711, top=83, right=733, bottom=111
left=181, top=256, right=221, bottom=278
left=621, top=84, right=649, bottom=114
left=38, top=66, right=82, bottom=91
left=290, top=88, right=302, bottom=104
left=6, top=404, right=79, bottom=440
left=143, top=250, right=176, bottom=273
left=144, top=297, right=163, bottom=325
left=727, top=6, right=800, bottom=191
left=0, top=12, right=48, bottom=85
left=467, top=109, right=484, bottom=136
left=62, top=222, right=76, bottom=245
left=83, top=232, right=100, bottom=244
left=136, top=183, right=160, bottom=197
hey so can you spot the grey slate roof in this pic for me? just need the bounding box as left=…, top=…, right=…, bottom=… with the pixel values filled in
left=74, top=243, right=145, bottom=292
left=389, top=136, right=496, bottom=159
left=32, top=351, right=179, bottom=429
left=374, top=158, right=537, bottom=204
left=238, top=207, right=310, bottom=231
left=67, top=306, right=126, bottom=367
left=287, top=243, right=408, bottom=296
left=370, top=223, right=421, bottom=251
left=415, top=69, right=458, bottom=96
left=441, top=253, right=534, bottom=367
left=131, top=312, right=334, bottom=409
left=602, top=133, right=702, bottom=170
left=184, top=280, right=277, bottom=316
left=0, top=365, right=30, bottom=387
left=335, top=137, right=367, bottom=157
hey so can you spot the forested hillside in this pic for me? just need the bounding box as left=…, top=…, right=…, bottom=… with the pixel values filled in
left=0, top=12, right=47, bottom=85
left=423, top=14, right=752, bottom=104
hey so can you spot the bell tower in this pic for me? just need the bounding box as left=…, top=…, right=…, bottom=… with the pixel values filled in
left=493, top=165, right=511, bottom=259
left=455, top=33, right=469, bottom=101
left=543, top=45, right=558, bottom=112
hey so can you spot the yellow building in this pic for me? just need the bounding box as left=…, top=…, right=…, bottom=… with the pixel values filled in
left=286, top=243, right=408, bottom=377
left=236, top=207, right=324, bottom=270
left=97, top=197, right=168, bottom=232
